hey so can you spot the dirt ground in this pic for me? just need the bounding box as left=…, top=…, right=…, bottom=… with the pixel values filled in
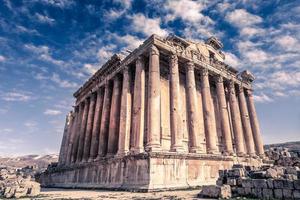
left=31, top=188, right=210, bottom=200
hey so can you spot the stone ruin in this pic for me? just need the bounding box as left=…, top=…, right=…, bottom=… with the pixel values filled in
left=199, top=146, right=300, bottom=199
left=0, top=166, right=40, bottom=199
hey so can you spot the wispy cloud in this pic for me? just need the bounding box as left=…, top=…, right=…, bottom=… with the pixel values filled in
left=0, top=55, right=6, bottom=62
left=44, top=109, right=62, bottom=116
left=0, top=91, right=33, bottom=102
left=35, top=13, right=55, bottom=25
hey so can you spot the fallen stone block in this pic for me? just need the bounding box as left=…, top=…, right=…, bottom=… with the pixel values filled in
left=253, top=179, right=268, bottom=188
left=283, top=189, right=293, bottom=199
left=294, top=180, right=300, bottom=189
left=236, top=187, right=245, bottom=196
left=266, top=179, right=273, bottom=189
left=266, top=168, right=278, bottom=178
left=273, top=179, right=284, bottom=189
left=274, top=189, right=283, bottom=199
left=227, top=177, right=236, bottom=186
left=241, top=179, right=252, bottom=188
left=293, top=189, right=300, bottom=199
left=262, top=188, right=273, bottom=199
left=251, top=188, right=262, bottom=199
left=251, top=171, right=267, bottom=179
left=198, top=185, right=231, bottom=199
left=283, top=179, right=294, bottom=189
left=244, top=187, right=252, bottom=196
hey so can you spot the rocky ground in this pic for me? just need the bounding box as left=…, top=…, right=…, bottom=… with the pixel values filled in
left=36, top=188, right=204, bottom=200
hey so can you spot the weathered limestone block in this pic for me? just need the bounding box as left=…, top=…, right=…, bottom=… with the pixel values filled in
left=283, top=179, right=294, bottom=189
left=252, top=179, right=268, bottom=189
left=198, top=185, right=231, bottom=199
left=294, top=189, right=300, bottom=199
left=273, top=179, right=284, bottom=189
left=283, top=189, right=293, bottom=199
left=251, top=188, right=263, bottom=198
left=242, top=179, right=253, bottom=188
left=262, top=188, right=273, bottom=199
left=244, top=187, right=252, bottom=196
left=267, top=179, right=273, bottom=189
left=227, top=177, right=237, bottom=186
left=274, top=188, right=283, bottom=199
left=236, top=187, right=245, bottom=196
left=266, top=168, right=278, bottom=178
left=295, top=180, right=300, bottom=189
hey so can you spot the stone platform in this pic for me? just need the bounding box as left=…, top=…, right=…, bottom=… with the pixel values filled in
left=40, top=153, right=262, bottom=191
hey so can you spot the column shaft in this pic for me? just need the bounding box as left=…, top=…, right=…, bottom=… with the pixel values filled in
left=62, top=112, right=74, bottom=164
left=186, top=62, right=202, bottom=153
left=89, top=88, right=104, bottom=161
left=201, top=68, right=218, bottom=154
left=82, top=93, right=96, bottom=162
left=238, top=86, right=256, bottom=156
left=58, top=113, right=70, bottom=165
left=131, top=57, right=146, bottom=153
left=146, top=45, right=161, bottom=151
left=66, top=108, right=78, bottom=164
left=169, top=54, right=184, bottom=152
left=71, top=103, right=83, bottom=163
left=216, top=76, right=234, bottom=155
left=76, top=98, right=90, bottom=162
left=228, top=81, right=245, bottom=156
left=96, top=82, right=112, bottom=158
left=107, top=76, right=122, bottom=156
left=117, top=68, right=132, bottom=156
left=246, top=89, right=264, bottom=156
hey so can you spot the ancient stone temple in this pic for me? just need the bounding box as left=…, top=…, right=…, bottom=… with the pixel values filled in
left=40, top=34, right=265, bottom=191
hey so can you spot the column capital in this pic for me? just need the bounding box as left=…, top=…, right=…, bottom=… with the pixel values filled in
left=200, top=68, right=209, bottom=76
left=186, top=61, right=194, bottom=71
left=215, top=74, right=224, bottom=83
left=149, top=45, right=159, bottom=56
left=245, top=89, right=253, bottom=97
left=237, top=84, right=245, bottom=94
left=169, top=53, right=178, bottom=63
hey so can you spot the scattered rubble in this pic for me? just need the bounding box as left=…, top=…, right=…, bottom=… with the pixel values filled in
left=0, top=166, right=40, bottom=198
left=199, top=164, right=300, bottom=199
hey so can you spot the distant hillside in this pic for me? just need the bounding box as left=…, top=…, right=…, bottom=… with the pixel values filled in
left=0, top=154, right=58, bottom=170
left=264, top=141, right=300, bottom=152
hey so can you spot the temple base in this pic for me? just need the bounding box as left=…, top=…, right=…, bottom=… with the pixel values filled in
left=39, top=152, right=262, bottom=191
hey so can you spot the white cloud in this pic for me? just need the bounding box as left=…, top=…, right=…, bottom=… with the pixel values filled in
left=253, top=93, right=273, bottom=103
left=38, top=0, right=75, bottom=8
left=0, top=55, right=6, bottom=62
left=240, top=27, right=265, bottom=37
left=24, top=121, right=37, bottom=128
left=44, top=109, right=62, bottom=115
left=50, top=73, right=79, bottom=88
left=83, top=63, right=98, bottom=75
left=164, top=0, right=212, bottom=24
left=243, top=49, right=268, bottom=63
left=0, top=91, right=33, bottom=102
left=130, top=13, right=168, bottom=37
left=224, top=52, right=241, bottom=68
left=35, top=13, right=55, bottom=24
left=97, top=44, right=116, bottom=62
left=0, top=128, right=13, bottom=134
left=225, top=9, right=262, bottom=28
left=275, top=35, right=300, bottom=51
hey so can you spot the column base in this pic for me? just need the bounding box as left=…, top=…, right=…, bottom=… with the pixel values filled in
left=189, top=147, right=204, bottom=154
left=236, top=152, right=246, bottom=157
left=130, top=147, right=144, bottom=154
left=170, top=145, right=185, bottom=153
left=116, top=150, right=130, bottom=157
left=145, top=144, right=161, bottom=152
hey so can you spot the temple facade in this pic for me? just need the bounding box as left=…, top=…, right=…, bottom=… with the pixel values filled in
left=40, top=34, right=265, bottom=191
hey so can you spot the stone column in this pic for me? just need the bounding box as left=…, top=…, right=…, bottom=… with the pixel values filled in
left=89, top=88, right=104, bottom=161
left=58, top=112, right=71, bottom=165
left=131, top=57, right=145, bottom=153
left=169, top=53, right=184, bottom=152
left=238, top=85, right=256, bottom=156
left=82, top=93, right=96, bottom=162
left=228, top=81, right=245, bottom=156
left=185, top=62, right=202, bottom=153
left=246, top=89, right=264, bottom=157
left=71, top=103, right=83, bottom=163
left=201, top=68, right=218, bottom=154
left=62, top=112, right=74, bottom=165
left=96, top=82, right=112, bottom=159
left=146, top=45, right=161, bottom=152
left=66, top=107, right=78, bottom=165
left=215, top=75, right=234, bottom=155
left=117, top=68, right=132, bottom=156
left=107, top=76, right=122, bottom=156
left=76, top=98, right=90, bottom=162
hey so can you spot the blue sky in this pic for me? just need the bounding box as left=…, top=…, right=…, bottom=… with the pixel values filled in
left=0, top=0, right=299, bottom=156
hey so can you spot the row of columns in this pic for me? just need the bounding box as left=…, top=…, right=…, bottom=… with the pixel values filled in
left=58, top=44, right=264, bottom=166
